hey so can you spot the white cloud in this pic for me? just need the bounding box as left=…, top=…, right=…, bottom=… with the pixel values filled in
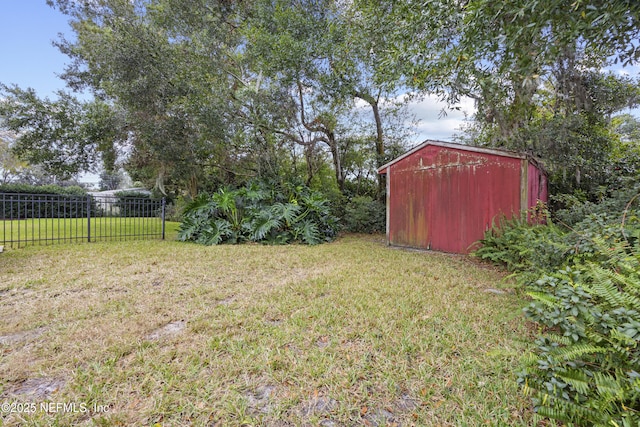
left=406, top=94, right=476, bottom=143
left=352, top=92, right=476, bottom=145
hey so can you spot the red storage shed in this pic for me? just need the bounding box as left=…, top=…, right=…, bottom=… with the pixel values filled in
left=378, top=140, right=548, bottom=254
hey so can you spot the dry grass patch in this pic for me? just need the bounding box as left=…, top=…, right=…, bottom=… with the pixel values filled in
left=0, top=235, right=532, bottom=426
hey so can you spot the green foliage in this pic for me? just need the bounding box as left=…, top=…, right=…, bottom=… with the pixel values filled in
left=0, top=183, right=92, bottom=219
left=177, top=181, right=338, bottom=245
left=342, top=195, right=386, bottom=234
left=0, top=183, right=88, bottom=196
left=0, top=85, right=122, bottom=180
left=0, top=131, right=27, bottom=184
left=363, top=0, right=640, bottom=199
left=553, top=178, right=640, bottom=226
left=475, top=214, right=567, bottom=278
left=113, top=190, right=158, bottom=218
left=521, top=251, right=640, bottom=426
left=461, top=71, right=640, bottom=199
left=6, top=0, right=415, bottom=199
left=476, top=184, right=640, bottom=425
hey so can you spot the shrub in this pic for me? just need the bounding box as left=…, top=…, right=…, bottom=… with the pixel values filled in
left=0, top=183, right=88, bottom=197
left=474, top=214, right=568, bottom=277
left=342, top=196, right=386, bottom=234
left=177, top=181, right=339, bottom=245
left=553, top=177, right=640, bottom=227
left=165, top=196, right=187, bottom=222
left=520, top=242, right=640, bottom=426
left=475, top=183, right=640, bottom=426
left=113, top=190, right=156, bottom=217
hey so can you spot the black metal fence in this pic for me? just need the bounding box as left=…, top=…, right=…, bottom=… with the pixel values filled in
left=0, top=193, right=165, bottom=249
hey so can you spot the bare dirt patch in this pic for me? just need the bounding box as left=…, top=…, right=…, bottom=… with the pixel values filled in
left=394, top=393, right=420, bottom=412
left=0, top=327, right=46, bottom=346
left=245, top=384, right=277, bottom=415
left=362, top=407, right=397, bottom=426
left=1, top=377, right=66, bottom=400
left=146, top=320, right=186, bottom=340
left=217, top=295, right=235, bottom=305
left=316, top=335, right=330, bottom=348
left=298, top=395, right=338, bottom=417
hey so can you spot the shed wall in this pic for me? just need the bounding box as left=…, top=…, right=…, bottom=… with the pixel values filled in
left=387, top=145, right=524, bottom=253
left=527, top=163, right=548, bottom=209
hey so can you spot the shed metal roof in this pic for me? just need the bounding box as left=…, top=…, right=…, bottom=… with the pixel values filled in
left=377, top=140, right=530, bottom=174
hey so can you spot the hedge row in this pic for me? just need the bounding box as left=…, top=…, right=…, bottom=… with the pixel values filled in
left=0, top=184, right=159, bottom=219
left=0, top=184, right=92, bottom=219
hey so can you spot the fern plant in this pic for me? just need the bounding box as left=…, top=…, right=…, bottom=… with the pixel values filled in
left=520, top=240, right=640, bottom=426
left=477, top=183, right=640, bottom=426
left=474, top=212, right=568, bottom=278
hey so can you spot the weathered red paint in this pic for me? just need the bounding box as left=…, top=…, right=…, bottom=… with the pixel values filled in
left=378, top=140, right=548, bottom=254
left=528, top=162, right=549, bottom=218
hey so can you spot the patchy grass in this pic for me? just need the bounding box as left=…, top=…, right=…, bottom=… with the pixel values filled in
left=0, top=235, right=532, bottom=426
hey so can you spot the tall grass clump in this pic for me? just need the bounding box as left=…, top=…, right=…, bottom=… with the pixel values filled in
left=475, top=182, right=640, bottom=426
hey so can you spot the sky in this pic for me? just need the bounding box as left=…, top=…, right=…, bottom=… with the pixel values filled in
left=0, top=2, right=72, bottom=98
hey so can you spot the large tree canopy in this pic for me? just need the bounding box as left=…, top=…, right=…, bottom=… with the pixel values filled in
left=0, top=0, right=638, bottom=199
left=355, top=0, right=640, bottom=195
left=0, top=0, right=412, bottom=198
left=0, top=84, right=121, bottom=179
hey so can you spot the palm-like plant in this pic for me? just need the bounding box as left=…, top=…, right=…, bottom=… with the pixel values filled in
left=177, top=194, right=219, bottom=242
left=178, top=181, right=338, bottom=245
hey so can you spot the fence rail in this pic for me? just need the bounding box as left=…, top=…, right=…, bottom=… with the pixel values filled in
left=0, top=193, right=165, bottom=249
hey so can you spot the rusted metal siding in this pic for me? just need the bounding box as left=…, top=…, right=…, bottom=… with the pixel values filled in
left=527, top=163, right=549, bottom=209
left=384, top=143, right=529, bottom=254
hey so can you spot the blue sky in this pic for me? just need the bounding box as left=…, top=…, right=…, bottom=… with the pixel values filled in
left=0, top=2, right=72, bottom=97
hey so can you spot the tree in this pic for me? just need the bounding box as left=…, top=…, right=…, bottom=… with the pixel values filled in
left=2, top=0, right=416, bottom=198
left=44, top=0, right=248, bottom=196
left=244, top=0, right=412, bottom=197
left=357, top=0, right=640, bottom=196
left=609, top=114, right=640, bottom=184
left=0, top=85, right=121, bottom=181
left=242, top=0, right=347, bottom=191
left=355, top=0, right=639, bottom=128
left=365, top=0, right=639, bottom=106
left=0, top=130, right=26, bottom=184
left=98, top=169, right=130, bottom=191
left=457, top=71, right=640, bottom=196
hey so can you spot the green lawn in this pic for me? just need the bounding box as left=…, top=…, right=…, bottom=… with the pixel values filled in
left=0, top=218, right=179, bottom=248
left=0, top=235, right=533, bottom=426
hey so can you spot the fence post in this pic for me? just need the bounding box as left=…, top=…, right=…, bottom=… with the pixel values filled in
left=87, top=195, right=91, bottom=243
left=161, top=198, right=166, bottom=240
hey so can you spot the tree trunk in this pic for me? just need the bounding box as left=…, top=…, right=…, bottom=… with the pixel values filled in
left=304, top=144, right=315, bottom=186
left=327, top=130, right=344, bottom=192
left=187, top=172, right=198, bottom=199
left=354, top=89, right=385, bottom=199
left=371, top=100, right=386, bottom=199
left=296, top=79, right=345, bottom=193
